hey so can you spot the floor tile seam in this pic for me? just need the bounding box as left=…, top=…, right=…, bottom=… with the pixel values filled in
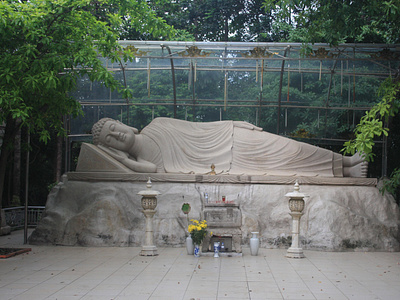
left=34, top=251, right=121, bottom=300
left=123, top=247, right=186, bottom=300
left=0, top=267, right=63, bottom=284
left=86, top=257, right=144, bottom=297
left=212, top=255, right=222, bottom=300
left=153, top=247, right=193, bottom=297
left=297, top=255, right=350, bottom=300
left=262, top=253, right=285, bottom=300
left=180, top=262, right=197, bottom=300
left=37, top=254, right=104, bottom=274
left=179, top=251, right=205, bottom=300
left=0, top=284, right=36, bottom=299
left=110, top=250, right=160, bottom=299
left=349, top=275, right=392, bottom=299
left=242, top=255, right=254, bottom=300
left=1, top=267, right=67, bottom=292
left=10, top=282, right=67, bottom=300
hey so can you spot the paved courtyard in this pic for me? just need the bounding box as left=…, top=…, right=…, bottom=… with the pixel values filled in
left=1, top=230, right=400, bottom=300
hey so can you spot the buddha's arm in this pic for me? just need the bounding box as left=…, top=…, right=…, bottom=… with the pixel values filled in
left=114, top=156, right=156, bottom=173
left=134, top=157, right=157, bottom=173
left=98, top=145, right=157, bottom=173
left=98, top=145, right=129, bottom=162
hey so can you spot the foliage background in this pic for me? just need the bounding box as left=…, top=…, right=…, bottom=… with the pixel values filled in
left=1, top=0, right=399, bottom=207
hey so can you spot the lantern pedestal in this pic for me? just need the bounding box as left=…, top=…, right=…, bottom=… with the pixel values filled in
left=285, top=181, right=306, bottom=259
left=138, top=179, right=160, bottom=256
left=140, top=209, right=158, bottom=256
left=286, top=212, right=305, bottom=258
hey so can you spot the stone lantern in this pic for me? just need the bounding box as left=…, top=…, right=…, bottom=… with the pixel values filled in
left=285, top=180, right=306, bottom=258
left=138, top=178, right=160, bottom=256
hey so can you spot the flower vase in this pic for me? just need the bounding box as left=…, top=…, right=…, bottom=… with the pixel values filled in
left=213, top=242, right=220, bottom=258
left=250, top=232, right=260, bottom=256
left=186, top=236, right=194, bottom=255
left=194, top=244, right=201, bottom=257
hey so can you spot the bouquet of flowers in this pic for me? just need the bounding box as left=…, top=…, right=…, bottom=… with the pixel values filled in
left=188, top=219, right=208, bottom=245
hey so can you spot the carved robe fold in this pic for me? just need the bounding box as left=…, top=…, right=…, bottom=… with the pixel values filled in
left=141, top=118, right=342, bottom=177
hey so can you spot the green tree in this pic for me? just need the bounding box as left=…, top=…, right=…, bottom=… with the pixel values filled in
left=129, top=0, right=273, bottom=42
left=0, top=0, right=174, bottom=211
left=263, top=0, right=400, bottom=196
left=264, top=0, right=400, bottom=44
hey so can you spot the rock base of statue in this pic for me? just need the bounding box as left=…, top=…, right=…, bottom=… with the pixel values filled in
left=29, top=179, right=400, bottom=252
left=186, top=236, right=194, bottom=255
left=194, top=244, right=201, bottom=257
left=0, top=226, right=11, bottom=236
left=250, top=232, right=260, bottom=256
left=0, top=210, right=11, bottom=236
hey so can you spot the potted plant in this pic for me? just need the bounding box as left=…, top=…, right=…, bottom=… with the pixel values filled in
left=188, top=219, right=208, bottom=257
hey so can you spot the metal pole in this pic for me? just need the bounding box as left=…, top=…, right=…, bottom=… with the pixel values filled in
left=161, top=45, right=177, bottom=118
left=324, top=58, right=339, bottom=137
left=258, top=60, right=264, bottom=127
left=24, top=128, right=30, bottom=244
left=64, top=115, right=69, bottom=173
left=192, top=62, right=196, bottom=121
left=382, top=121, right=388, bottom=178
left=277, top=46, right=289, bottom=134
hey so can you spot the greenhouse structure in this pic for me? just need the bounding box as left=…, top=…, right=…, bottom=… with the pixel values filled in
left=67, top=41, right=400, bottom=177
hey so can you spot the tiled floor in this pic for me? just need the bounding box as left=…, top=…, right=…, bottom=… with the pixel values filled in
left=1, top=230, right=400, bottom=299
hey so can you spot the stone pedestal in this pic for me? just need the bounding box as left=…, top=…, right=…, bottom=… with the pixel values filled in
left=138, top=179, right=160, bottom=256
left=286, top=212, right=305, bottom=258
left=141, top=209, right=158, bottom=256
left=285, top=181, right=306, bottom=259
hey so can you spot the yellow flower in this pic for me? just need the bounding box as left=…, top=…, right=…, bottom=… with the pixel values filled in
left=188, top=224, right=196, bottom=232
left=188, top=219, right=208, bottom=245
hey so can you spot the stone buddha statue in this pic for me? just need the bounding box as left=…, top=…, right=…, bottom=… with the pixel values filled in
left=87, top=117, right=367, bottom=178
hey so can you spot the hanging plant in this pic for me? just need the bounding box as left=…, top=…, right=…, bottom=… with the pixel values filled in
left=181, top=203, right=191, bottom=215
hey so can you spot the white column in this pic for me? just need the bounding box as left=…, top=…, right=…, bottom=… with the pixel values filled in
left=140, top=209, right=158, bottom=256
left=286, top=212, right=305, bottom=258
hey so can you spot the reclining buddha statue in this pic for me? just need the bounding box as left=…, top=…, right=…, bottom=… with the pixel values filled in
left=86, top=117, right=367, bottom=178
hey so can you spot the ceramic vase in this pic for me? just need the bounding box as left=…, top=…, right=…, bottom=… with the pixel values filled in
left=250, top=232, right=260, bottom=256
left=186, top=236, right=194, bottom=255
left=213, top=242, right=220, bottom=258
left=194, top=244, right=201, bottom=257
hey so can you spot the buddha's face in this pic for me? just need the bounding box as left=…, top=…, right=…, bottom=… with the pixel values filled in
left=99, top=121, right=136, bottom=152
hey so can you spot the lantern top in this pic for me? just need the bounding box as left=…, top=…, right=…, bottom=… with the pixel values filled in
left=285, top=180, right=306, bottom=199
left=137, top=177, right=161, bottom=197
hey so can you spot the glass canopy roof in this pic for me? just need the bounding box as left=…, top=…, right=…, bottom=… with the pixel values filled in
left=68, top=41, right=400, bottom=175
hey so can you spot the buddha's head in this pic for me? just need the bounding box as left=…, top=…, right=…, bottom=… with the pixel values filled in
left=92, top=118, right=136, bottom=152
